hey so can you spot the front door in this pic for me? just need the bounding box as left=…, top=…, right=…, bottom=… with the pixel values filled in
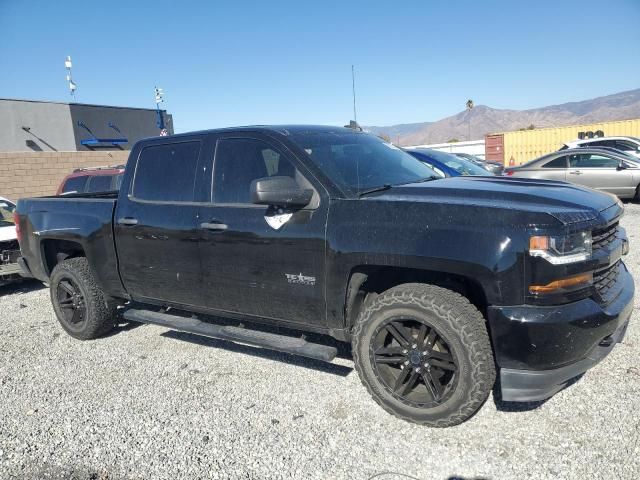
left=567, top=153, right=634, bottom=197
left=115, top=139, right=204, bottom=306
left=197, top=133, right=329, bottom=326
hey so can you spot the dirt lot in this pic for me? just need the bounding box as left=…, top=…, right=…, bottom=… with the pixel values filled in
left=1, top=204, right=639, bottom=480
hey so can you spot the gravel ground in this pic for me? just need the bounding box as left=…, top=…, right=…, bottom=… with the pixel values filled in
left=1, top=205, right=639, bottom=480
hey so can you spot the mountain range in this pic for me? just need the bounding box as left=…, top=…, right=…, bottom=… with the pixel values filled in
left=366, top=88, right=640, bottom=146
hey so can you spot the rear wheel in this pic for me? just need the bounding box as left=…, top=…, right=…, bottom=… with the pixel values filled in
left=352, top=283, right=495, bottom=427
left=50, top=257, right=116, bottom=340
left=634, top=184, right=640, bottom=203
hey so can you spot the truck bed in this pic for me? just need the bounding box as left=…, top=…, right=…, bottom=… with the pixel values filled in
left=16, top=193, right=123, bottom=297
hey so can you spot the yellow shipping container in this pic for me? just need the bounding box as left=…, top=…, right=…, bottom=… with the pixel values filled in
left=490, top=118, right=640, bottom=166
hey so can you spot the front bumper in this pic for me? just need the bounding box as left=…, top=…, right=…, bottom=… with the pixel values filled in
left=487, top=263, right=634, bottom=402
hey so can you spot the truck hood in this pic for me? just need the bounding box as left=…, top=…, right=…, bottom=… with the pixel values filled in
left=367, top=176, right=620, bottom=225
left=0, top=224, right=17, bottom=243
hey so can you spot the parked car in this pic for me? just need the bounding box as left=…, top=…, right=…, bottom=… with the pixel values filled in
left=454, top=152, right=504, bottom=175
left=16, top=126, right=633, bottom=427
left=56, top=165, right=125, bottom=195
left=0, top=197, right=21, bottom=286
left=406, top=148, right=493, bottom=177
left=504, top=147, right=640, bottom=200
left=561, top=136, right=640, bottom=158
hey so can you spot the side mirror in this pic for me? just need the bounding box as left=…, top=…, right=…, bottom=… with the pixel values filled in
left=250, top=176, right=313, bottom=208
left=617, top=162, right=627, bottom=171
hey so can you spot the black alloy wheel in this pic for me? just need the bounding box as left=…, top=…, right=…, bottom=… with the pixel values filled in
left=370, top=318, right=457, bottom=408
left=56, top=277, right=87, bottom=331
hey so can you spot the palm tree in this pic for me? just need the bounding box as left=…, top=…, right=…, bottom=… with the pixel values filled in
left=466, top=99, right=474, bottom=140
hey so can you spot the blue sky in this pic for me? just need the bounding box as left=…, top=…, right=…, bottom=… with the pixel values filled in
left=1, top=0, right=639, bottom=132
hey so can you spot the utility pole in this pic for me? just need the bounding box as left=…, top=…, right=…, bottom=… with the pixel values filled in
left=351, top=65, right=358, bottom=124
left=65, top=56, right=77, bottom=98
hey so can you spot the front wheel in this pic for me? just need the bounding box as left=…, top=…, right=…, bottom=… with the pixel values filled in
left=50, top=257, right=116, bottom=340
left=352, top=283, right=495, bottom=427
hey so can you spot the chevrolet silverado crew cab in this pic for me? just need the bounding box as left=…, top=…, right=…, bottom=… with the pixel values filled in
left=15, top=126, right=634, bottom=427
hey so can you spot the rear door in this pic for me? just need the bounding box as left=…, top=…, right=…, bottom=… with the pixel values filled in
left=567, top=153, right=634, bottom=196
left=114, top=138, right=205, bottom=306
left=196, top=131, right=329, bottom=326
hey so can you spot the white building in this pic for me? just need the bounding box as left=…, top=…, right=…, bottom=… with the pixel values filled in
left=404, top=139, right=485, bottom=160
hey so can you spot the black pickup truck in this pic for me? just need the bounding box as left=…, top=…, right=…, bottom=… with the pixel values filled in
left=16, top=126, right=634, bottom=427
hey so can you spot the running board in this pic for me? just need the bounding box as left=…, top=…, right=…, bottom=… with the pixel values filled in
left=123, top=308, right=338, bottom=363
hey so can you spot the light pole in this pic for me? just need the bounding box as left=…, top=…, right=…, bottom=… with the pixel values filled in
left=466, top=99, right=474, bottom=141
left=65, top=56, right=77, bottom=98
left=154, top=86, right=167, bottom=135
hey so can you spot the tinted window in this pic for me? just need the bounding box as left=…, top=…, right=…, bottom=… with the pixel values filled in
left=61, top=176, right=87, bottom=194
left=615, top=140, right=639, bottom=152
left=419, top=150, right=489, bottom=175
left=569, top=154, right=619, bottom=168
left=133, top=141, right=201, bottom=202
left=591, top=140, right=615, bottom=148
left=86, top=175, right=114, bottom=193
left=288, top=131, right=438, bottom=192
left=542, top=156, right=567, bottom=168
left=214, top=138, right=300, bottom=204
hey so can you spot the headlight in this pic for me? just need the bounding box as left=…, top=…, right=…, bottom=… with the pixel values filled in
left=529, top=231, right=592, bottom=265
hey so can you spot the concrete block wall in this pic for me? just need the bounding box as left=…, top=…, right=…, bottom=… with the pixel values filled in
left=0, top=151, right=130, bottom=201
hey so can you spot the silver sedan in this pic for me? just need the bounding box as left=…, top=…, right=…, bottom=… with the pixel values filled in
left=504, top=148, right=640, bottom=200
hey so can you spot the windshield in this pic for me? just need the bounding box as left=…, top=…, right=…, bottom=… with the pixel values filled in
left=416, top=149, right=491, bottom=176
left=288, top=130, right=441, bottom=193
left=0, top=199, right=16, bottom=226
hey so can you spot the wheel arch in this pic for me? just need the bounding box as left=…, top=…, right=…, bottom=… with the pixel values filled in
left=344, top=265, right=489, bottom=331
left=41, top=238, right=86, bottom=277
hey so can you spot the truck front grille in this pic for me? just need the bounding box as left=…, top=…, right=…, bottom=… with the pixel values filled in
left=592, top=223, right=618, bottom=253
left=593, top=261, right=621, bottom=305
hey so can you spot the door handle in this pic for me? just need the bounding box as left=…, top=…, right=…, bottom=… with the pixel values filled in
left=569, top=170, right=583, bottom=175
left=200, top=221, right=228, bottom=231
left=118, top=217, right=139, bottom=226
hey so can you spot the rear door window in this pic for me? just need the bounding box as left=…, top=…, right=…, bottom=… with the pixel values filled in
left=86, top=175, right=114, bottom=193
left=542, top=156, right=567, bottom=168
left=133, top=141, right=201, bottom=202
left=61, top=176, right=88, bottom=194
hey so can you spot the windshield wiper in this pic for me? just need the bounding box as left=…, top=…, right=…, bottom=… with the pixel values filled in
left=358, top=184, right=392, bottom=197
left=358, top=176, right=440, bottom=197
left=392, top=175, right=441, bottom=187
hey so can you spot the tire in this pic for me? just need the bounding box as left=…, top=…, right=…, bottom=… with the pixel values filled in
left=352, top=283, right=495, bottom=427
left=50, top=257, right=116, bottom=340
left=634, top=185, right=640, bottom=203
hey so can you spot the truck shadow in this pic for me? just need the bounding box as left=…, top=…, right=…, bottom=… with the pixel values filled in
left=161, top=330, right=354, bottom=377
left=157, top=315, right=354, bottom=377
left=0, top=279, right=45, bottom=296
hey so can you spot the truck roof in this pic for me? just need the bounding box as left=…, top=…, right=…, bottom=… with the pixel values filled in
left=141, top=125, right=358, bottom=142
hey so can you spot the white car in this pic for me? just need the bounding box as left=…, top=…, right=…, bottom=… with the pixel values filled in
left=0, top=197, right=21, bottom=286
left=561, top=136, right=640, bottom=158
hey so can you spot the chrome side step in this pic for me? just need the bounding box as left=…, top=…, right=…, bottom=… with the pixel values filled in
left=123, top=308, right=338, bottom=363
